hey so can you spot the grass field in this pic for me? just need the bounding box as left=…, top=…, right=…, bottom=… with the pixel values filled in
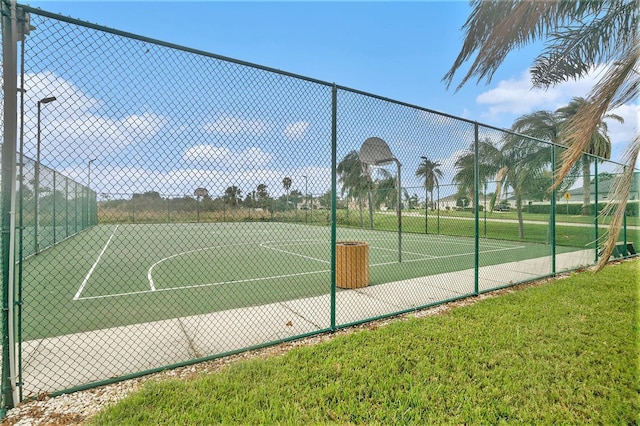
left=21, top=221, right=585, bottom=340
left=90, top=259, right=639, bottom=425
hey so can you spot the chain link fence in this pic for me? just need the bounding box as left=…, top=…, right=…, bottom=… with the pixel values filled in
left=0, top=3, right=637, bottom=408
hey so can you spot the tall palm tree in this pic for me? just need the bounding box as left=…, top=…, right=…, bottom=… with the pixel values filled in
left=444, top=0, right=638, bottom=268
left=337, top=151, right=369, bottom=228
left=256, top=184, right=269, bottom=209
left=282, top=176, right=292, bottom=209
left=555, top=97, right=623, bottom=215
left=224, top=185, right=241, bottom=207
left=453, top=138, right=502, bottom=208
left=415, top=157, right=444, bottom=211
left=492, top=136, right=551, bottom=240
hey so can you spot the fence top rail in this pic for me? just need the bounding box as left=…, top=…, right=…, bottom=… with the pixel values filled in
left=18, top=4, right=637, bottom=172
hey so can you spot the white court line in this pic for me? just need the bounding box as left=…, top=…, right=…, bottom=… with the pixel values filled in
left=369, top=245, right=525, bottom=267
left=73, top=225, right=119, bottom=301
left=259, top=242, right=330, bottom=264
left=370, top=245, right=438, bottom=259
left=79, top=269, right=329, bottom=301
left=147, top=241, right=266, bottom=291
left=87, top=235, right=525, bottom=300
left=356, top=235, right=520, bottom=249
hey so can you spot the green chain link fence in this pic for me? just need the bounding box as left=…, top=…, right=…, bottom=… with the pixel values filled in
left=0, top=2, right=637, bottom=411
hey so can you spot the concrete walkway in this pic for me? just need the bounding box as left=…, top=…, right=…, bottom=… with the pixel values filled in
left=19, top=249, right=594, bottom=398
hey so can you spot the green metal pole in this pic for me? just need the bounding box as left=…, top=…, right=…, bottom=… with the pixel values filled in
left=437, top=184, right=440, bottom=234
left=396, top=160, right=402, bottom=263
left=623, top=208, right=628, bottom=256
left=53, top=172, right=56, bottom=244
left=483, top=186, right=487, bottom=237
left=330, top=84, right=337, bottom=331
left=75, top=183, right=78, bottom=233
left=16, top=36, right=24, bottom=401
left=65, top=178, right=68, bottom=238
left=1, top=0, right=18, bottom=412
left=424, top=185, right=428, bottom=234
left=551, top=145, right=556, bottom=275
left=474, top=123, right=479, bottom=295
left=594, top=159, right=598, bottom=263
left=623, top=167, right=628, bottom=256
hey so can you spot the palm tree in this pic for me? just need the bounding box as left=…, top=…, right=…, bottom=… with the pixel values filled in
left=453, top=138, right=502, bottom=208
left=337, top=151, right=369, bottom=228
left=224, top=185, right=242, bottom=207
left=256, top=184, right=269, bottom=209
left=282, top=177, right=292, bottom=210
left=415, top=157, right=443, bottom=211
left=555, top=97, right=623, bottom=215
left=444, top=0, right=638, bottom=268
left=492, top=136, right=550, bottom=240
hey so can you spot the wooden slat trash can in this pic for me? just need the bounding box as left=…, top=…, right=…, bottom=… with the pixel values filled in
left=336, top=241, right=370, bottom=289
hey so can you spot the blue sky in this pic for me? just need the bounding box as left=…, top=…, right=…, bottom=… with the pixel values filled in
left=23, top=1, right=638, bottom=198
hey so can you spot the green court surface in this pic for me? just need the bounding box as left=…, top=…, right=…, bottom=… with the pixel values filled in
left=21, top=222, right=581, bottom=340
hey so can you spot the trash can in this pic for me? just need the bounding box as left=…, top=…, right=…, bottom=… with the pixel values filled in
left=336, top=241, right=370, bottom=289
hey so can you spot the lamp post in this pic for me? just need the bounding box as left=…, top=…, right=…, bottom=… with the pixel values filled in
left=87, top=159, right=96, bottom=226
left=303, top=175, right=308, bottom=223
left=34, top=96, right=57, bottom=254
left=420, top=156, right=428, bottom=235
left=87, top=158, right=96, bottom=187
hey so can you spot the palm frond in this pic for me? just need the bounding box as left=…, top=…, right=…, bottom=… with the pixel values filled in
left=531, top=1, right=638, bottom=87
left=554, top=41, right=639, bottom=186
left=442, top=1, right=608, bottom=91
left=594, top=135, right=640, bottom=271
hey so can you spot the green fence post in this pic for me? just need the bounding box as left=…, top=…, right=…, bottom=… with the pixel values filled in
left=1, top=0, right=19, bottom=412
left=75, top=183, right=79, bottom=233
left=437, top=184, right=440, bottom=234
left=623, top=166, right=628, bottom=256
left=551, top=145, right=556, bottom=275
left=594, top=159, right=598, bottom=263
left=52, top=172, right=56, bottom=244
left=483, top=186, right=486, bottom=237
left=65, top=178, right=69, bottom=238
left=474, top=123, right=479, bottom=295
left=330, top=84, right=337, bottom=331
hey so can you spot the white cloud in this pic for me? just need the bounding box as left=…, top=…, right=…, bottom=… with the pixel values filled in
left=182, top=145, right=273, bottom=169
left=71, top=164, right=331, bottom=198
left=475, top=65, right=638, bottom=154
left=476, top=68, right=604, bottom=118
left=18, top=72, right=166, bottom=161
left=203, top=114, right=269, bottom=135
left=606, top=103, right=638, bottom=145
left=183, top=145, right=231, bottom=162
left=283, top=121, right=309, bottom=140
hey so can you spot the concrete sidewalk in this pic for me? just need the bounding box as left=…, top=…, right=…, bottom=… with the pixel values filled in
left=19, top=249, right=594, bottom=397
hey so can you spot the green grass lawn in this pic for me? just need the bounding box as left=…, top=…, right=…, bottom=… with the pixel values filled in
left=90, top=259, right=639, bottom=425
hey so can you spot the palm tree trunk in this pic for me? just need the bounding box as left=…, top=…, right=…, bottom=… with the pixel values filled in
left=359, top=197, right=364, bottom=228
left=581, top=156, right=591, bottom=216
left=516, top=192, right=524, bottom=240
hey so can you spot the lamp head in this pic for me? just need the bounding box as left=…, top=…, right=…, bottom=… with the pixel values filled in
left=39, top=96, right=57, bottom=104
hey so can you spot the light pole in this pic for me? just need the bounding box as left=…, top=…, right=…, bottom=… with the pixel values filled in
left=87, top=158, right=96, bottom=187
left=420, top=156, right=428, bottom=235
left=87, top=159, right=96, bottom=226
left=303, top=175, right=308, bottom=223
left=35, top=96, right=57, bottom=254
